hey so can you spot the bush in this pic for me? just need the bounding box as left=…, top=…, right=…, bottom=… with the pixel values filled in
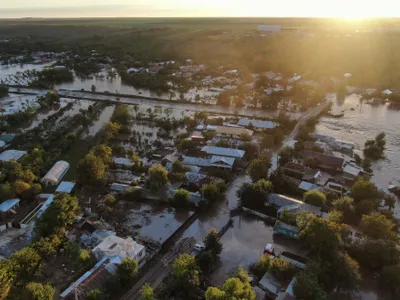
left=252, top=255, right=271, bottom=278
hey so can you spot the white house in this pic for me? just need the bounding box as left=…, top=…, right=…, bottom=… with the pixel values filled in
left=93, top=235, right=146, bottom=267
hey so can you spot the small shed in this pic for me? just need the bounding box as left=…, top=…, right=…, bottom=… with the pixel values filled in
left=0, top=150, right=27, bottom=162
left=41, top=161, right=70, bottom=186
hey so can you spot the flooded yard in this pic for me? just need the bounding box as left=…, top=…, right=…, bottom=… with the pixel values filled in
left=122, top=201, right=194, bottom=245
left=82, top=105, right=115, bottom=138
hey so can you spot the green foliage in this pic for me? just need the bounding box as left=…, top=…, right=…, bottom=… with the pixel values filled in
left=32, top=235, right=61, bottom=259
left=364, top=132, right=386, bottom=160
left=299, top=214, right=343, bottom=259
left=350, top=179, right=380, bottom=202
left=196, top=250, right=214, bottom=274
left=303, top=190, right=327, bottom=207
left=172, top=254, right=200, bottom=295
left=239, top=179, right=273, bottom=209
left=204, top=228, right=222, bottom=257
left=111, top=104, right=131, bottom=125
left=28, top=68, right=73, bottom=89
left=11, top=247, right=41, bottom=276
left=22, top=282, right=55, bottom=300
left=148, top=164, right=168, bottom=189
left=327, top=210, right=343, bottom=224
left=201, top=183, right=224, bottom=202
left=349, top=239, right=400, bottom=271
left=87, top=289, right=104, bottom=300
left=252, top=254, right=271, bottom=278
left=269, top=258, right=297, bottom=282
left=379, top=264, right=400, bottom=297
left=77, top=153, right=106, bottom=185
left=172, top=188, right=190, bottom=207
left=241, top=143, right=260, bottom=160
left=117, top=258, right=138, bottom=286
left=38, top=91, right=60, bottom=108
left=332, top=197, right=356, bottom=224
left=278, top=146, right=295, bottom=166
left=36, top=193, right=79, bottom=237
left=248, top=158, right=271, bottom=182
left=205, top=276, right=255, bottom=300
left=176, top=139, right=195, bottom=151
left=0, top=85, right=8, bottom=98
left=171, top=160, right=188, bottom=173
left=294, top=271, right=328, bottom=300
left=0, top=260, right=14, bottom=297
left=104, top=121, right=121, bottom=140
left=361, top=212, right=397, bottom=240
left=139, top=283, right=154, bottom=300
left=92, top=144, right=113, bottom=165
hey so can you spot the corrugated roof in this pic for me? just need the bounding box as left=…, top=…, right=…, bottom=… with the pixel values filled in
left=182, top=156, right=210, bottom=167
left=201, top=146, right=245, bottom=158
left=210, top=155, right=235, bottom=166
left=0, top=198, right=20, bottom=212
left=298, top=181, right=318, bottom=191
left=0, top=150, right=27, bottom=162
left=112, top=157, right=134, bottom=167
left=267, top=193, right=303, bottom=208
left=55, top=181, right=75, bottom=194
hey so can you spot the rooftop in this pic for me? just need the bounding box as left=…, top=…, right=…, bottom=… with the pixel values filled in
left=237, top=118, right=278, bottom=129
left=201, top=146, right=245, bottom=158
left=210, top=155, right=235, bottom=167
left=182, top=156, right=210, bottom=167
left=215, top=126, right=253, bottom=136
left=303, top=150, right=344, bottom=170
left=112, top=157, right=134, bottom=167
left=267, top=193, right=303, bottom=208
left=55, top=181, right=75, bottom=194
left=283, top=162, right=310, bottom=174
left=41, top=160, right=70, bottom=184
left=93, top=235, right=145, bottom=261
left=0, top=150, right=27, bottom=162
left=0, top=198, right=20, bottom=212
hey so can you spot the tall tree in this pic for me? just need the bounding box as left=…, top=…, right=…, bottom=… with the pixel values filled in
left=22, top=282, right=55, bottom=300
left=303, top=190, right=327, bottom=207
left=117, top=258, right=138, bottom=286
left=294, top=271, right=327, bottom=300
left=248, top=158, right=271, bottom=182
left=172, top=254, right=200, bottom=295
left=361, top=213, right=396, bottom=240
left=139, top=284, right=154, bottom=300
left=204, top=228, right=222, bottom=257
left=77, top=153, right=106, bottom=185
left=148, top=164, right=168, bottom=190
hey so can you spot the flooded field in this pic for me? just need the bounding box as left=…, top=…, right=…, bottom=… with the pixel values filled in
left=122, top=201, right=194, bottom=245
left=82, top=105, right=115, bottom=137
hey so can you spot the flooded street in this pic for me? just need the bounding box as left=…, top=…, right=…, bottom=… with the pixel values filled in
left=82, top=105, right=115, bottom=137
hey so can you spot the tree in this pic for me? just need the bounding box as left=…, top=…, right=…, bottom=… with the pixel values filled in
left=11, top=247, right=41, bottom=275
left=172, top=188, right=190, bottom=207
left=117, top=258, right=138, bottom=286
left=22, top=282, right=55, bottom=300
left=300, top=214, right=343, bottom=259
left=234, top=267, right=252, bottom=283
left=364, top=132, right=386, bottom=160
left=205, top=276, right=255, bottom=300
left=327, top=210, right=343, bottom=224
left=13, top=180, right=31, bottom=197
left=139, top=283, right=154, bottom=300
left=248, top=158, right=271, bottom=182
left=303, top=190, right=327, bottom=207
left=104, top=121, right=121, bottom=139
left=0, top=260, right=14, bottom=297
left=0, top=182, right=14, bottom=201
left=91, top=84, right=96, bottom=93
left=240, top=133, right=252, bottom=142
left=278, top=146, right=295, bottom=166
left=36, top=193, right=79, bottom=237
left=196, top=250, right=214, bottom=274
left=252, top=254, right=271, bottom=278
left=148, top=164, right=168, bottom=189
left=349, top=239, right=400, bottom=270
left=261, top=134, right=275, bottom=149
left=326, top=252, right=361, bottom=292
left=77, top=153, right=106, bottom=185
left=361, top=213, right=396, bottom=240
left=176, top=139, right=194, bottom=151
left=350, top=179, right=380, bottom=202
left=172, top=254, right=200, bottom=294
left=379, top=264, right=400, bottom=297
left=294, top=271, right=327, bottom=300
left=92, top=144, right=112, bottom=165
left=112, top=104, right=131, bottom=125
left=204, top=228, right=222, bottom=257
left=201, top=184, right=222, bottom=202
left=241, top=143, right=259, bottom=160
left=87, top=289, right=104, bottom=300
left=269, top=258, right=296, bottom=282
left=332, top=197, right=356, bottom=224
left=33, top=235, right=61, bottom=259
left=0, top=85, right=9, bottom=98
left=238, top=179, right=273, bottom=208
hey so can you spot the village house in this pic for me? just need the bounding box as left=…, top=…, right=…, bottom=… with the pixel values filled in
left=214, top=126, right=253, bottom=139
left=237, top=118, right=278, bottom=130
left=303, top=150, right=344, bottom=172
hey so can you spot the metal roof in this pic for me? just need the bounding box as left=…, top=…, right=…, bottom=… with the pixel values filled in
left=0, top=150, right=27, bottom=162
left=210, top=155, right=235, bottom=166
left=182, top=156, right=210, bottom=167
left=0, top=198, right=20, bottom=212
left=112, top=157, right=134, bottom=167
left=55, top=181, right=76, bottom=194
left=201, top=146, right=245, bottom=158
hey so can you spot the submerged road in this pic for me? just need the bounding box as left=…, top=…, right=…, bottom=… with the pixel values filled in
left=7, top=86, right=298, bottom=120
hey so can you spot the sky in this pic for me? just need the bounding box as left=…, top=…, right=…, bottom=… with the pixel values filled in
left=1, top=0, right=400, bottom=18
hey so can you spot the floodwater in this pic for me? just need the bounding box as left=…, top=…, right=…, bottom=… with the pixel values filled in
left=123, top=202, right=194, bottom=244
left=316, top=94, right=400, bottom=219
left=0, top=62, right=53, bottom=82
left=82, top=105, right=115, bottom=137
